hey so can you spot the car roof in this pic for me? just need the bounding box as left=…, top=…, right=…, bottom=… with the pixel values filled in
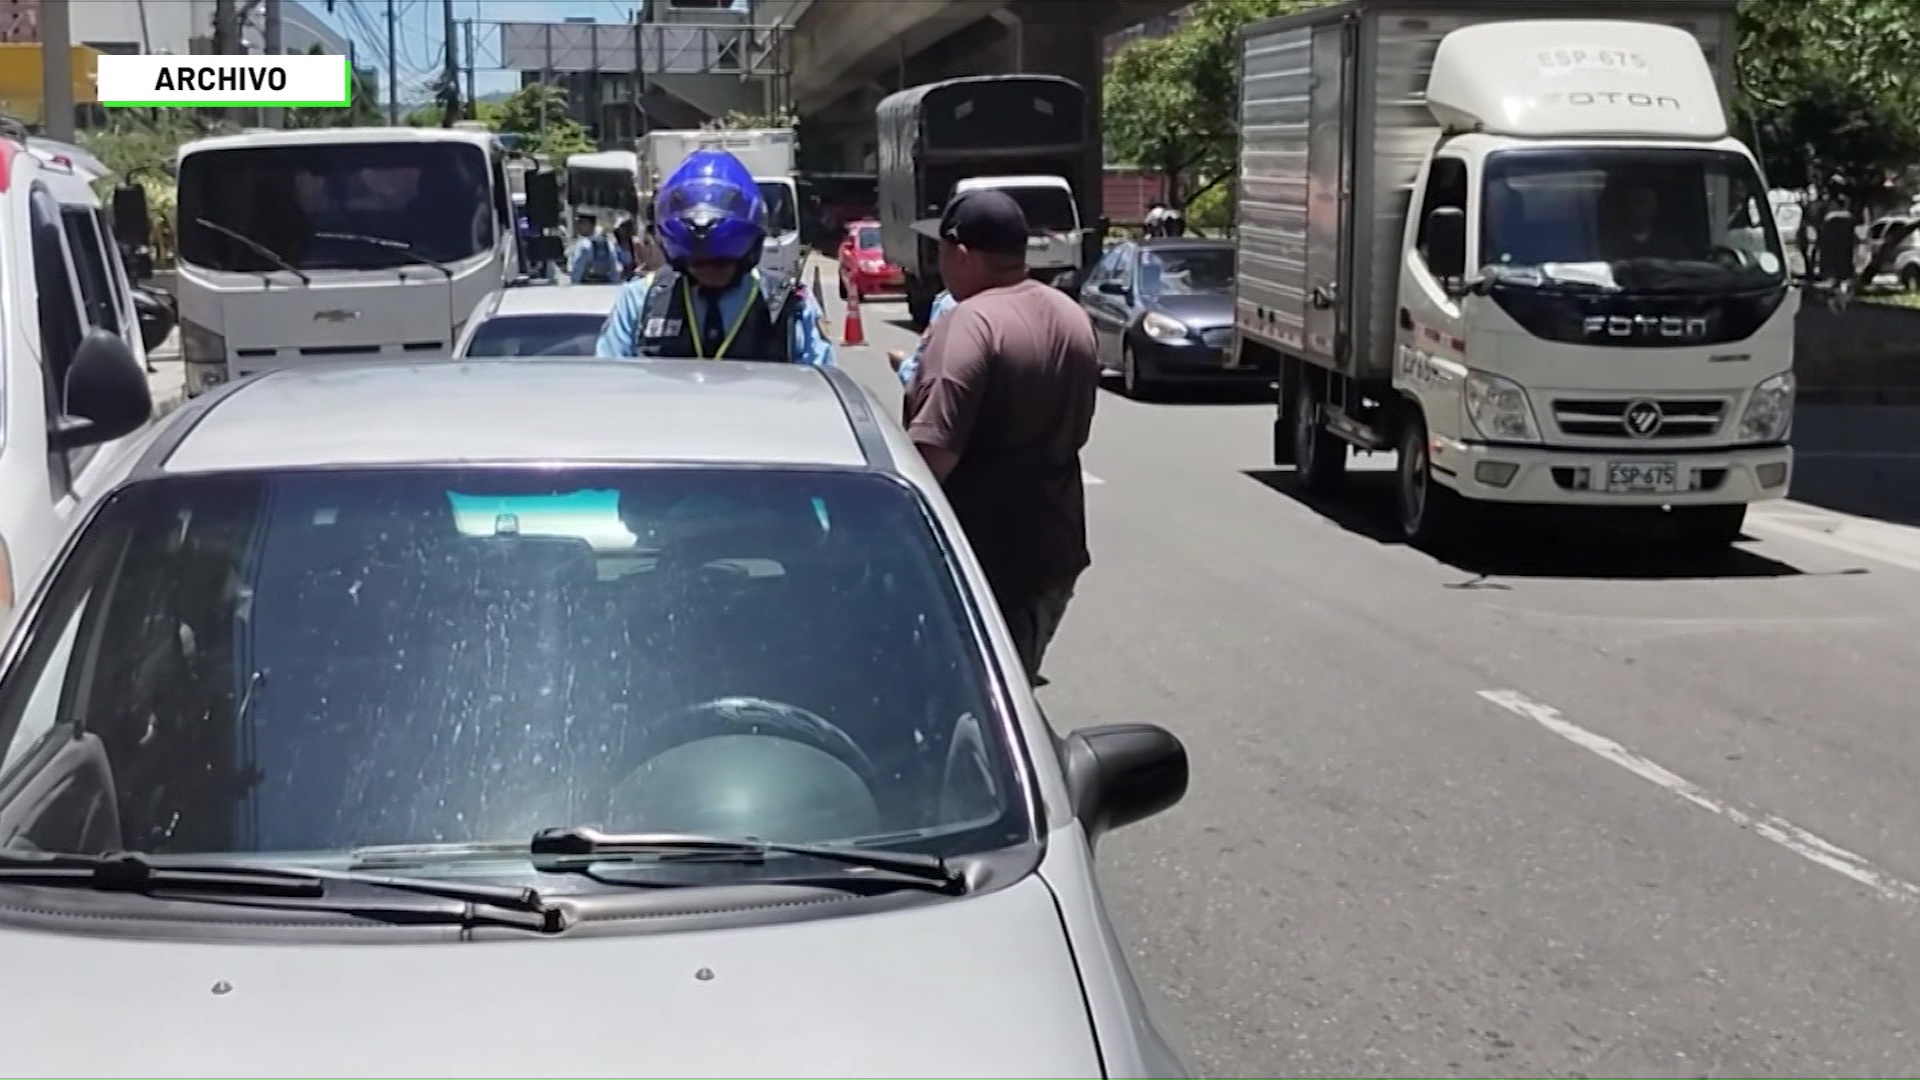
left=487, top=284, right=626, bottom=317
left=179, top=125, right=496, bottom=157
left=153, top=360, right=875, bottom=474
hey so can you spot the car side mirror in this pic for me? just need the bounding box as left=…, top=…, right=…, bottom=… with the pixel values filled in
left=1063, top=723, right=1189, bottom=840
left=55, top=329, right=152, bottom=451
left=526, top=169, right=562, bottom=231
left=111, top=182, right=151, bottom=248
left=131, top=286, right=176, bottom=353
left=1097, top=280, right=1127, bottom=296
left=1424, top=206, right=1467, bottom=280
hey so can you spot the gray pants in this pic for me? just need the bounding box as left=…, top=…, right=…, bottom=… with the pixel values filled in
left=1003, top=580, right=1076, bottom=686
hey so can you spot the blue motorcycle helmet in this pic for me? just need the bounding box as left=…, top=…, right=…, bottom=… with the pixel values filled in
left=654, top=149, right=767, bottom=283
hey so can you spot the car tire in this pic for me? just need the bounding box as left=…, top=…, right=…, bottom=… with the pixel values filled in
left=1293, top=365, right=1347, bottom=494
left=1668, top=503, right=1746, bottom=551
left=1397, top=410, right=1469, bottom=549
left=1121, top=342, right=1157, bottom=400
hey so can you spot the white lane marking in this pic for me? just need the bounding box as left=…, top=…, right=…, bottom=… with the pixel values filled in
left=1082, top=471, right=1105, bottom=486
left=1478, top=689, right=1920, bottom=903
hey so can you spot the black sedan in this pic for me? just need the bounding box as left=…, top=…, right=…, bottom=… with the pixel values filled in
left=1079, top=238, right=1271, bottom=398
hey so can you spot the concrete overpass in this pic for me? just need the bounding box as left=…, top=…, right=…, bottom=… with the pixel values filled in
left=785, top=0, right=1186, bottom=226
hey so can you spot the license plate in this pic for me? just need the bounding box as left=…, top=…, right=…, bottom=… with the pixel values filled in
left=1604, top=462, right=1679, bottom=493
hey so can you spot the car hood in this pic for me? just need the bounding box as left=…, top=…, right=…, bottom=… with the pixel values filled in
left=0, top=875, right=1101, bottom=1078
left=1144, top=292, right=1232, bottom=328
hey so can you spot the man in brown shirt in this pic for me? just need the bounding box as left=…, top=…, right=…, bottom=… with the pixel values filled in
left=904, top=189, right=1101, bottom=685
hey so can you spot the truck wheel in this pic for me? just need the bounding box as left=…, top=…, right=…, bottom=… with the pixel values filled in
left=838, top=274, right=848, bottom=300
left=1669, top=504, right=1747, bottom=551
left=906, top=285, right=932, bottom=330
left=1397, top=412, right=1468, bottom=548
left=1293, top=365, right=1347, bottom=494
left=1902, top=265, right=1920, bottom=293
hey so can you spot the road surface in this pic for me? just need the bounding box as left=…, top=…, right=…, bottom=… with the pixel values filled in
left=818, top=269, right=1920, bottom=1079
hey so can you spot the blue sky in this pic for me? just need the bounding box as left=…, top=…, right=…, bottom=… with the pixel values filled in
left=314, top=0, right=672, bottom=100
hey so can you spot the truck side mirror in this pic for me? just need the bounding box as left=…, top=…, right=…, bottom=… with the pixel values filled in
left=1425, top=206, right=1467, bottom=280
left=111, top=183, right=151, bottom=249
left=526, top=170, right=562, bottom=231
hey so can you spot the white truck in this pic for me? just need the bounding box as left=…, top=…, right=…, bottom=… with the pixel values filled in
left=642, top=128, right=802, bottom=283
left=147, top=127, right=535, bottom=396
left=1237, top=0, right=1794, bottom=550
left=564, top=149, right=643, bottom=226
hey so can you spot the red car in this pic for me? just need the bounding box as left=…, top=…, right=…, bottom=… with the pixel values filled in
left=837, top=219, right=903, bottom=299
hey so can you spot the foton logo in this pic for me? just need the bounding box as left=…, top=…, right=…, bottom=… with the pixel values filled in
left=1583, top=314, right=1708, bottom=340
left=1542, top=91, right=1682, bottom=109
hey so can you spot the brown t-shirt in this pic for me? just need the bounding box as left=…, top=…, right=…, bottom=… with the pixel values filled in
left=905, top=279, right=1100, bottom=606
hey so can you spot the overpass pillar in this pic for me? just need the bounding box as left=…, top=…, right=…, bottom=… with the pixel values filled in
left=1010, top=2, right=1106, bottom=271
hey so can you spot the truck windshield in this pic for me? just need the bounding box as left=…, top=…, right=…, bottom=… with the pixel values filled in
left=757, top=181, right=798, bottom=236
left=177, top=141, right=493, bottom=273
left=568, top=166, right=641, bottom=217
left=996, top=185, right=1079, bottom=234
left=1479, top=147, right=1785, bottom=292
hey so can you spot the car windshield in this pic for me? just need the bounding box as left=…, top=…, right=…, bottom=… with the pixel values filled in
left=462, top=313, right=607, bottom=357
left=855, top=226, right=881, bottom=250
left=1140, top=247, right=1233, bottom=297
left=995, top=185, right=1079, bottom=234
left=0, top=468, right=1021, bottom=868
left=1479, top=147, right=1786, bottom=293
left=177, top=141, right=493, bottom=272
left=757, top=181, right=798, bottom=237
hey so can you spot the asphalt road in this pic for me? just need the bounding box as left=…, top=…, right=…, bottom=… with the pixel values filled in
left=819, top=271, right=1920, bottom=1079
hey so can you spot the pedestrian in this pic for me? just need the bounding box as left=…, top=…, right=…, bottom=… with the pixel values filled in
left=613, top=216, right=642, bottom=280
left=568, top=213, right=624, bottom=285
left=888, top=288, right=956, bottom=387
left=903, top=189, right=1100, bottom=685
left=596, top=149, right=833, bottom=365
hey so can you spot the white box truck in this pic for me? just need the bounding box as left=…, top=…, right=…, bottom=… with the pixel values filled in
left=1236, top=0, right=1794, bottom=550
left=642, top=128, right=801, bottom=284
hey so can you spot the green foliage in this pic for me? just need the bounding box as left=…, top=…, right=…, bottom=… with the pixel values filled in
left=1103, top=0, right=1320, bottom=203
left=287, top=46, right=384, bottom=130
left=701, top=107, right=798, bottom=131
left=412, top=84, right=593, bottom=157
left=1734, top=0, right=1920, bottom=199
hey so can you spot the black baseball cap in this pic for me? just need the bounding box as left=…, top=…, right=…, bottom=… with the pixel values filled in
left=911, top=189, right=1030, bottom=258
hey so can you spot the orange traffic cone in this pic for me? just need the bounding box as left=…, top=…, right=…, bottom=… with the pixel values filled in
left=842, top=282, right=867, bottom=346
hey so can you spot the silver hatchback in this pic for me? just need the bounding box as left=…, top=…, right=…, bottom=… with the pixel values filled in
left=0, top=359, right=1191, bottom=1078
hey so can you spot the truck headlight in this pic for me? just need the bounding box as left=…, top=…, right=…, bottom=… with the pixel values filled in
left=1464, top=371, right=1540, bottom=442
left=1140, top=311, right=1190, bottom=343
left=1737, top=372, right=1794, bottom=443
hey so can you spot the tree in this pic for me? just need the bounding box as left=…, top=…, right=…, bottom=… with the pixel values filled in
left=1103, top=0, right=1319, bottom=206
left=489, top=83, right=594, bottom=157
left=701, top=106, right=797, bottom=131
left=286, top=46, right=383, bottom=129
left=1734, top=0, right=1920, bottom=204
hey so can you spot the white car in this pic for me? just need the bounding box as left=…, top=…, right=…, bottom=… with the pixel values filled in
left=0, top=359, right=1191, bottom=1078
left=453, top=283, right=626, bottom=357
left=0, top=133, right=170, bottom=625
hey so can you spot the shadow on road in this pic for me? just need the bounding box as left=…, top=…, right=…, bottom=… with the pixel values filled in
left=1098, top=375, right=1274, bottom=407
left=1245, top=468, right=1813, bottom=580
left=1785, top=406, right=1920, bottom=527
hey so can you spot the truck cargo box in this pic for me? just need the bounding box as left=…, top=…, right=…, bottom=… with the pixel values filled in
left=1235, top=0, right=1735, bottom=382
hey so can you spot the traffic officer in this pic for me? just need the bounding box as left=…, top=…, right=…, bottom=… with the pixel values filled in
left=595, top=149, right=834, bottom=365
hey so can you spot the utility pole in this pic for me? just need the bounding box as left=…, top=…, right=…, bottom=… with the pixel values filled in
left=385, top=0, right=399, bottom=124
left=462, top=20, right=476, bottom=117
left=440, top=0, right=459, bottom=125
left=213, top=0, right=236, bottom=54
left=40, top=0, right=73, bottom=140
left=263, top=0, right=283, bottom=126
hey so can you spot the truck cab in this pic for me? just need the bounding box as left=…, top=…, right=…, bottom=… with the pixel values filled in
left=953, top=174, right=1084, bottom=285
left=1391, top=21, right=1792, bottom=546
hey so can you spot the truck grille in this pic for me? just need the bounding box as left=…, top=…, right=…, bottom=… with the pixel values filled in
left=1552, top=398, right=1726, bottom=439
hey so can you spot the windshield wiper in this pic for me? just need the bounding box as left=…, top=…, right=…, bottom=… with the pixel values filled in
left=0, top=850, right=564, bottom=930
left=191, top=217, right=311, bottom=286
left=528, top=827, right=967, bottom=893
left=313, top=231, right=454, bottom=279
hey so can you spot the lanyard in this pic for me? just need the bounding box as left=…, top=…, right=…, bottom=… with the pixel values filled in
left=681, top=275, right=760, bottom=360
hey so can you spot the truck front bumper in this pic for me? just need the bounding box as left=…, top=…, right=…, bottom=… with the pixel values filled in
left=1433, top=438, right=1793, bottom=506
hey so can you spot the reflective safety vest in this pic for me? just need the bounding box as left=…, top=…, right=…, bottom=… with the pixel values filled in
left=636, top=267, right=801, bottom=362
